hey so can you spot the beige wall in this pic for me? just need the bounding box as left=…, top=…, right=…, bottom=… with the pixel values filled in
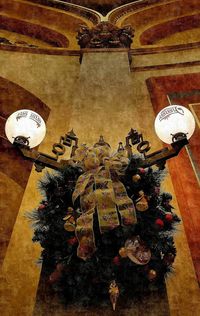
left=0, top=48, right=200, bottom=315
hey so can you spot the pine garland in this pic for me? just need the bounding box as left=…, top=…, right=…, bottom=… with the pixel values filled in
left=28, top=156, right=180, bottom=307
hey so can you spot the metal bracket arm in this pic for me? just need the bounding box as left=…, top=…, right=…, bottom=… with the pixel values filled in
left=141, top=138, right=189, bottom=169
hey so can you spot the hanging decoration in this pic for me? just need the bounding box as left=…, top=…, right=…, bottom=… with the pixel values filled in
left=28, top=137, right=180, bottom=310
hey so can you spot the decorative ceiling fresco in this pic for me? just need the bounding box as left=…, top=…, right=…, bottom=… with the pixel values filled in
left=0, top=0, right=200, bottom=52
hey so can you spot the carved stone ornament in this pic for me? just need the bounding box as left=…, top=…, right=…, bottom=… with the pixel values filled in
left=76, top=22, right=134, bottom=49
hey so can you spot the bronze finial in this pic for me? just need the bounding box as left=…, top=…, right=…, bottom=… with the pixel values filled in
left=94, top=135, right=111, bottom=148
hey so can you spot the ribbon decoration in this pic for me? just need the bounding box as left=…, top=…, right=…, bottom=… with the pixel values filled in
left=72, top=147, right=137, bottom=261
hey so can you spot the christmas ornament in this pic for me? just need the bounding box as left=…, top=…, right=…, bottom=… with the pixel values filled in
left=138, top=167, right=146, bottom=174
left=63, top=207, right=76, bottom=232
left=109, top=280, right=119, bottom=311
left=56, top=263, right=64, bottom=272
left=165, top=213, right=173, bottom=222
left=147, top=269, right=157, bottom=281
left=132, top=174, right=141, bottom=182
left=155, top=218, right=164, bottom=229
left=119, top=247, right=128, bottom=258
left=38, top=203, right=46, bottom=210
left=67, top=237, right=78, bottom=245
left=135, top=191, right=149, bottom=211
left=124, top=236, right=151, bottom=265
left=49, top=270, right=61, bottom=284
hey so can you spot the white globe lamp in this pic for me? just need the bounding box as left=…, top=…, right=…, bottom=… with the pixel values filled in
left=5, top=109, right=46, bottom=148
left=154, top=105, right=195, bottom=144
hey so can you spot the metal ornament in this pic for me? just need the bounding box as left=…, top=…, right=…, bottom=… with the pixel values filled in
left=12, top=128, right=188, bottom=172
left=109, top=280, right=119, bottom=311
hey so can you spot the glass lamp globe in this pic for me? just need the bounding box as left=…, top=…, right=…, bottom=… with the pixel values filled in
left=5, top=109, right=46, bottom=148
left=154, top=105, right=195, bottom=144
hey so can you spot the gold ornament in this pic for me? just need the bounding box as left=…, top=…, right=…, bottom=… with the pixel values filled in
left=148, top=269, right=157, bottom=281
left=132, top=174, right=141, bottom=183
left=109, top=280, right=119, bottom=311
left=63, top=207, right=76, bottom=232
left=119, top=247, right=128, bottom=258
left=135, top=191, right=149, bottom=212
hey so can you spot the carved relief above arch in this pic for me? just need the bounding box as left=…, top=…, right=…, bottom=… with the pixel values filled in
left=108, top=0, right=200, bottom=51
left=0, top=15, right=69, bottom=48
left=140, top=14, right=200, bottom=45
left=1, top=0, right=200, bottom=53
left=0, top=0, right=99, bottom=52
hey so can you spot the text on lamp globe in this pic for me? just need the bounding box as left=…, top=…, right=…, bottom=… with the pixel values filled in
left=159, top=106, right=184, bottom=121
left=16, top=110, right=42, bottom=128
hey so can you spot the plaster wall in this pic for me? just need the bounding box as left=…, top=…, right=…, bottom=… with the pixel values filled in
left=0, top=49, right=199, bottom=315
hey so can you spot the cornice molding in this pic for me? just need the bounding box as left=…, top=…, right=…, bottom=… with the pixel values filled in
left=108, top=0, right=169, bottom=24
left=25, top=0, right=102, bottom=24
left=131, top=60, right=200, bottom=72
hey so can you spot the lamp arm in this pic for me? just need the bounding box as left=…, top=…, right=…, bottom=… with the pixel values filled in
left=140, top=138, right=188, bottom=169
left=14, top=130, right=189, bottom=172
left=12, top=129, right=79, bottom=172
left=18, top=146, right=71, bottom=172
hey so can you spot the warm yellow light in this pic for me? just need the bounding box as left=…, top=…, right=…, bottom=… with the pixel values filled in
left=154, top=105, right=195, bottom=144
left=5, top=109, right=46, bottom=148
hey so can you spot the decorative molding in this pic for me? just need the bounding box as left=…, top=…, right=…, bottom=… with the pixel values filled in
left=26, top=0, right=101, bottom=24
left=130, top=42, right=200, bottom=55
left=77, top=22, right=134, bottom=49
left=0, top=37, right=38, bottom=48
left=189, top=103, right=200, bottom=129
left=0, top=44, right=80, bottom=55
left=131, top=60, right=200, bottom=72
left=108, top=0, right=168, bottom=24
left=1, top=37, right=200, bottom=57
left=0, top=15, right=69, bottom=48
left=140, top=14, right=200, bottom=45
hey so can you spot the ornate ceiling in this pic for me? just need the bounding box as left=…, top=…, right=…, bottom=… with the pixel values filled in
left=30, top=0, right=138, bottom=16
left=0, top=0, right=200, bottom=53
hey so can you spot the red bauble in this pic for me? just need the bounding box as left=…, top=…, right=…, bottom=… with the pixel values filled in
left=56, top=263, right=64, bottom=272
left=165, top=213, right=173, bottom=222
left=138, top=168, right=146, bottom=174
left=155, top=218, right=164, bottom=229
left=38, top=204, right=46, bottom=210
left=67, top=237, right=78, bottom=246
left=113, top=256, right=121, bottom=266
left=49, top=270, right=61, bottom=284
